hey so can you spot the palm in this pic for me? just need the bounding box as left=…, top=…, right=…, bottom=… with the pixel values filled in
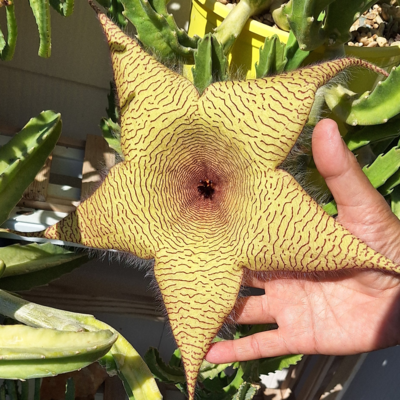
left=207, top=119, right=400, bottom=363
left=240, top=270, right=400, bottom=357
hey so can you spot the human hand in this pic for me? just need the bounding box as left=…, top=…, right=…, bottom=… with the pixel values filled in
left=206, top=119, right=400, bottom=363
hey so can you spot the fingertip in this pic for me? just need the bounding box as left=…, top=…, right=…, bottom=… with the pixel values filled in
left=312, top=119, right=349, bottom=180
left=205, top=342, right=227, bottom=364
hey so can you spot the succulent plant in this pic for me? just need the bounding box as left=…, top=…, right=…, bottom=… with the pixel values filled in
left=3, top=0, right=400, bottom=399
left=0, top=111, right=61, bottom=225
left=0, top=0, right=74, bottom=59
left=7, top=5, right=400, bottom=398
left=0, top=289, right=162, bottom=399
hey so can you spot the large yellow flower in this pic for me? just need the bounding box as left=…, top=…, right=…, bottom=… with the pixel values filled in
left=23, top=11, right=399, bottom=400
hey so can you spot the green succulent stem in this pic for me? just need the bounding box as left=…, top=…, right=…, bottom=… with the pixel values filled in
left=71, top=315, right=163, bottom=400
left=271, top=0, right=291, bottom=31
left=0, top=3, right=17, bottom=61
left=0, top=111, right=62, bottom=225
left=324, top=65, right=400, bottom=126
left=0, top=289, right=83, bottom=332
left=344, top=119, right=400, bottom=152
left=49, top=0, right=74, bottom=17
left=0, top=290, right=161, bottom=399
left=119, top=0, right=197, bottom=62
left=29, top=0, right=51, bottom=57
left=323, top=0, right=376, bottom=47
left=214, top=0, right=272, bottom=54
left=288, top=0, right=381, bottom=51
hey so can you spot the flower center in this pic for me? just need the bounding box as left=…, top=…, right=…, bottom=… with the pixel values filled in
left=198, top=179, right=215, bottom=200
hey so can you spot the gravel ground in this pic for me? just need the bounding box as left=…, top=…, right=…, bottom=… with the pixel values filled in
left=217, top=0, right=400, bottom=48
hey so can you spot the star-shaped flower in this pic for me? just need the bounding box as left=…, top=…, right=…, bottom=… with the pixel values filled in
left=23, top=10, right=399, bottom=399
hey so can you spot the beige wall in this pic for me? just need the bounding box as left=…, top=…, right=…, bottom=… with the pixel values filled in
left=0, top=0, right=190, bottom=139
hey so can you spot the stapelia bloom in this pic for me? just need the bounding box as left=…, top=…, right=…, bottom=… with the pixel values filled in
left=19, top=10, right=399, bottom=400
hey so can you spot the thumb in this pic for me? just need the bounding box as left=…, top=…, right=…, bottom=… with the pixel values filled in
left=312, top=119, right=400, bottom=263
left=312, top=119, right=381, bottom=210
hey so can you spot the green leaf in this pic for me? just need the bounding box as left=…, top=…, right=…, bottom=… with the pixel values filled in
left=117, top=371, right=135, bottom=400
left=199, top=359, right=231, bottom=382
left=323, top=0, right=377, bottom=47
left=147, top=0, right=198, bottom=49
left=0, top=110, right=62, bottom=225
left=0, top=288, right=159, bottom=399
left=49, top=0, right=74, bottom=17
left=325, top=66, right=400, bottom=126
left=344, top=119, right=400, bottom=152
left=362, top=147, right=400, bottom=189
left=0, top=3, right=17, bottom=61
left=0, top=242, right=85, bottom=278
left=380, top=170, right=400, bottom=197
left=120, top=0, right=197, bottom=62
left=322, top=200, right=337, bottom=216
left=391, top=186, right=400, bottom=220
left=192, top=34, right=213, bottom=95
left=144, top=347, right=186, bottom=384
left=29, top=0, right=51, bottom=57
left=271, top=0, right=291, bottom=31
left=232, top=382, right=258, bottom=400
left=105, top=81, right=119, bottom=122
left=211, top=36, right=228, bottom=82
left=258, top=354, right=302, bottom=375
left=0, top=243, right=89, bottom=292
left=241, top=354, right=302, bottom=383
left=101, top=81, right=122, bottom=155
left=223, top=365, right=245, bottom=395
left=73, top=316, right=162, bottom=400
left=283, top=30, right=309, bottom=72
left=100, top=118, right=122, bottom=156
left=324, top=147, right=400, bottom=216
left=201, top=374, right=230, bottom=394
left=98, top=351, right=118, bottom=375
left=287, top=0, right=335, bottom=51
left=255, top=35, right=287, bottom=78
left=107, top=0, right=127, bottom=29
left=0, top=324, right=117, bottom=379
left=169, top=348, right=182, bottom=368
left=0, top=256, right=87, bottom=291
left=240, top=361, right=260, bottom=384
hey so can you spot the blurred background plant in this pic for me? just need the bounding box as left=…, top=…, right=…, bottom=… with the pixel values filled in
left=1, top=0, right=400, bottom=399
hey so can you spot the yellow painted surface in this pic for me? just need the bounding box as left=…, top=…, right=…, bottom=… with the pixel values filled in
left=188, top=0, right=289, bottom=79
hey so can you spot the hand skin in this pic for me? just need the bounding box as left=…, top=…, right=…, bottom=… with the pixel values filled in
left=206, top=118, right=400, bottom=363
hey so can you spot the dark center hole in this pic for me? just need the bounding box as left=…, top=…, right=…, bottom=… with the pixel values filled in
left=198, top=179, right=215, bottom=199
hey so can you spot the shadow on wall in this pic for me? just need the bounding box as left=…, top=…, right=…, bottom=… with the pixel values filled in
left=342, top=346, right=400, bottom=400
